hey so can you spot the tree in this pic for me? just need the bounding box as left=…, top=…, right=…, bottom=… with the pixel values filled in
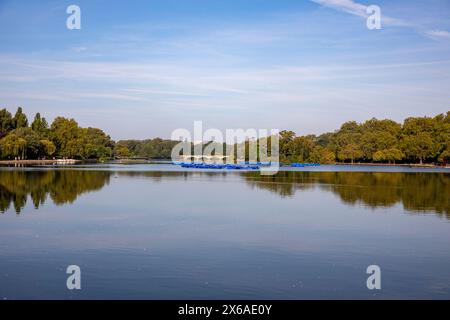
left=373, top=148, right=404, bottom=164
left=338, top=143, right=363, bottom=163
left=360, top=118, right=401, bottom=161
left=433, top=112, right=450, bottom=162
left=83, top=127, right=114, bottom=159
left=279, top=130, right=296, bottom=161
left=49, top=117, right=114, bottom=159
left=334, top=121, right=362, bottom=163
left=31, top=112, right=48, bottom=133
left=11, top=127, right=42, bottom=159
left=286, top=135, right=315, bottom=162
left=309, top=146, right=336, bottom=164
left=402, top=132, right=437, bottom=164
left=40, top=139, right=56, bottom=157
left=12, top=107, right=28, bottom=129
left=401, top=116, right=441, bottom=164
left=0, top=134, right=27, bottom=159
left=115, top=145, right=131, bottom=158
left=316, top=132, right=335, bottom=147
left=438, top=150, right=450, bottom=165
left=0, top=108, right=13, bottom=138
left=50, top=117, right=81, bottom=158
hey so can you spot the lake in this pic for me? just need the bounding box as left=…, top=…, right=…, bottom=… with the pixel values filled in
left=0, top=164, right=449, bottom=299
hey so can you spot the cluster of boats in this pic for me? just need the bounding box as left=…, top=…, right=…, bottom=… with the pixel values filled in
left=290, top=163, right=321, bottom=167
left=173, top=161, right=320, bottom=170
left=178, top=163, right=260, bottom=170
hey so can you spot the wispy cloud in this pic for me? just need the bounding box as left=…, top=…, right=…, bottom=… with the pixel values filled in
left=311, top=0, right=406, bottom=25
left=311, top=0, right=449, bottom=39
left=311, top=0, right=368, bottom=18
left=426, top=29, right=450, bottom=40
left=123, top=88, right=211, bottom=97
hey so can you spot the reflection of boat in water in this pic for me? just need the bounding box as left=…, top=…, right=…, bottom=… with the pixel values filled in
left=176, top=162, right=260, bottom=170
left=290, top=163, right=320, bottom=167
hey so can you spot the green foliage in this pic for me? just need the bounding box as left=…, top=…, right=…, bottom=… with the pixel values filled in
left=0, top=109, right=14, bottom=138
left=12, top=127, right=42, bottom=159
left=286, top=135, right=315, bottom=162
left=115, top=145, right=131, bottom=158
left=279, top=130, right=295, bottom=162
left=40, top=139, right=56, bottom=157
left=400, top=116, right=441, bottom=164
left=338, top=143, right=363, bottom=163
left=438, top=150, right=450, bottom=164
left=115, top=138, right=179, bottom=159
left=309, top=146, right=335, bottom=164
left=0, top=108, right=115, bottom=160
left=373, top=148, right=404, bottom=163
left=278, top=111, right=449, bottom=165
left=12, top=107, right=28, bottom=129
left=31, top=112, right=49, bottom=134
left=360, top=118, right=401, bottom=160
left=0, top=134, right=27, bottom=158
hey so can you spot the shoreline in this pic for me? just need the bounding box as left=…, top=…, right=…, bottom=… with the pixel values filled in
left=0, top=159, right=81, bottom=165
left=333, top=162, right=449, bottom=168
left=0, top=159, right=448, bottom=169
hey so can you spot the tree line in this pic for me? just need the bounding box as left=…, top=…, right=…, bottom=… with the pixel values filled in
left=117, top=111, right=449, bottom=165
left=0, top=107, right=114, bottom=160
left=115, top=139, right=179, bottom=159
left=278, top=111, right=449, bottom=165
left=1, top=107, right=449, bottom=164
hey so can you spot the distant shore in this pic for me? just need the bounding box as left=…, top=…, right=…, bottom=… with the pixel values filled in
left=334, top=162, right=449, bottom=168
left=0, top=159, right=81, bottom=165
left=0, top=159, right=448, bottom=169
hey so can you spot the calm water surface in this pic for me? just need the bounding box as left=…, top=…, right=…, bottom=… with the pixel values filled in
left=0, top=164, right=449, bottom=299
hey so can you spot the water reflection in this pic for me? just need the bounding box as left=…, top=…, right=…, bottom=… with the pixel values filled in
left=0, top=169, right=448, bottom=217
left=244, top=171, right=450, bottom=218
left=0, top=170, right=110, bottom=213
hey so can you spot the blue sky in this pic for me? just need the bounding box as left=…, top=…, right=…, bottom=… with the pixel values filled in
left=0, top=0, right=449, bottom=139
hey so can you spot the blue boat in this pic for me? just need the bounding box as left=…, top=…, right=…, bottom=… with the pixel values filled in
left=178, top=162, right=259, bottom=170
left=290, top=163, right=320, bottom=167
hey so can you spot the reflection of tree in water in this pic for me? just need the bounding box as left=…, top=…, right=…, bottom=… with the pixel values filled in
left=243, top=171, right=450, bottom=218
left=1, top=169, right=448, bottom=218
left=0, top=170, right=111, bottom=213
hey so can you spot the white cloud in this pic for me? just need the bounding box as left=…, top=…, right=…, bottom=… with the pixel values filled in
left=311, top=0, right=408, bottom=27
left=426, top=29, right=450, bottom=40
left=311, top=0, right=367, bottom=18
left=311, top=0, right=450, bottom=41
